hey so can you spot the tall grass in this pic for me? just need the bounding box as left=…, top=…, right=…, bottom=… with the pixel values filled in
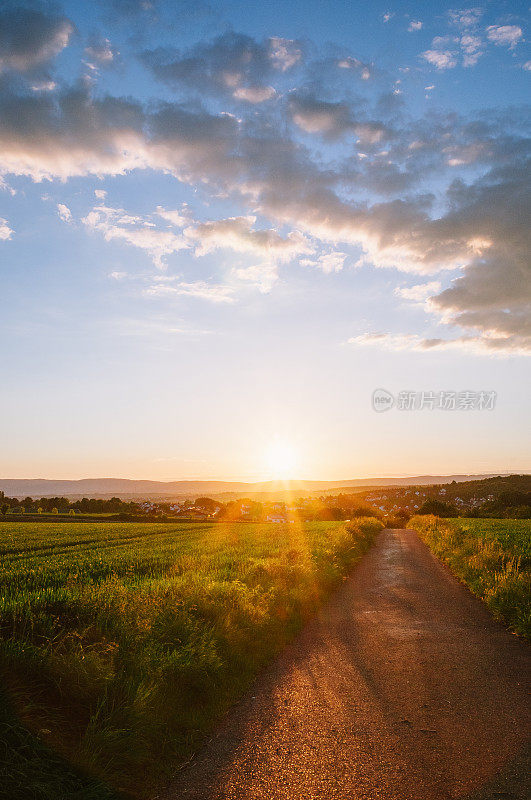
left=0, top=517, right=382, bottom=797
left=410, top=516, right=531, bottom=638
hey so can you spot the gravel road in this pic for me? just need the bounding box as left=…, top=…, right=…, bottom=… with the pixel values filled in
left=163, top=528, right=530, bottom=800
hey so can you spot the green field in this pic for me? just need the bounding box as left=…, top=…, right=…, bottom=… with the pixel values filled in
left=410, top=516, right=531, bottom=638
left=0, top=518, right=382, bottom=798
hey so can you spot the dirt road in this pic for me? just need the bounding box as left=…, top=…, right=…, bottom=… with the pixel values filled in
left=163, top=528, right=530, bottom=800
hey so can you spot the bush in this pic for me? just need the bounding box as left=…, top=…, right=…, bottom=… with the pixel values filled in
left=410, top=515, right=530, bottom=638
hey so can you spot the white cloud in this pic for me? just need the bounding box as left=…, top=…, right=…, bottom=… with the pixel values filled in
left=185, top=215, right=313, bottom=263
left=155, top=205, right=192, bottom=227
left=146, top=281, right=235, bottom=303
left=408, top=21, right=423, bottom=32
left=268, top=37, right=302, bottom=71
left=57, top=203, right=72, bottom=223
left=486, top=25, right=523, bottom=49
left=231, top=263, right=279, bottom=293
left=85, top=38, right=117, bottom=67
left=347, top=332, right=529, bottom=356
left=301, top=252, right=347, bottom=273
left=233, top=86, right=276, bottom=103
left=82, top=204, right=188, bottom=268
left=422, top=49, right=457, bottom=69
left=94, top=189, right=107, bottom=199
left=523, top=61, right=531, bottom=71
left=383, top=12, right=394, bottom=23
left=109, top=271, right=127, bottom=280
left=0, top=218, right=13, bottom=240
left=337, top=57, right=372, bottom=79
left=395, top=281, right=441, bottom=302
left=448, top=8, right=483, bottom=30
left=460, top=34, right=483, bottom=66
left=31, top=81, right=56, bottom=92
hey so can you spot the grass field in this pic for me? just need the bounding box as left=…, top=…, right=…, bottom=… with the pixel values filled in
left=0, top=517, right=382, bottom=798
left=410, top=516, right=531, bottom=639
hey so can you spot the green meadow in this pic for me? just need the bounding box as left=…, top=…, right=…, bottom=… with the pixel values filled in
left=0, top=517, right=382, bottom=797
left=410, top=516, right=531, bottom=638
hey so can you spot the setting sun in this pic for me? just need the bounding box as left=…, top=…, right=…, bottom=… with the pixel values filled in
left=264, top=439, right=298, bottom=479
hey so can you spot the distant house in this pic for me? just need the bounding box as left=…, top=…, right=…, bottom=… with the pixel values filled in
left=267, top=514, right=287, bottom=523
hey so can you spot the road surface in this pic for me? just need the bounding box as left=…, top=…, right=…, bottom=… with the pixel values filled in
left=163, top=528, right=530, bottom=800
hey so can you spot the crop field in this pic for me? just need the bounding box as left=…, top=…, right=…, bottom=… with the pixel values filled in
left=0, top=517, right=382, bottom=798
left=410, top=516, right=531, bottom=638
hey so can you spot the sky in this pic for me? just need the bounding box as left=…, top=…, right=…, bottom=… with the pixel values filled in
left=0, top=0, right=529, bottom=482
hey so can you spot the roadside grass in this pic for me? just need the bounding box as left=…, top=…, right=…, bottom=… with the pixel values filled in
left=0, top=517, right=382, bottom=797
left=410, top=516, right=531, bottom=638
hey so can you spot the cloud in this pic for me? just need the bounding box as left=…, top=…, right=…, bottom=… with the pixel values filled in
left=383, top=12, right=394, bottom=23
left=31, top=80, right=56, bottom=92
left=524, top=61, right=531, bottom=71
left=231, top=262, right=279, bottom=293
left=0, top=8, right=73, bottom=73
left=85, top=38, right=118, bottom=69
left=337, top=56, right=372, bottom=79
left=82, top=204, right=188, bottom=268
left=268, top=37, right=302, bottom=71
left=185, top=215, right=313, bottom=262
left=448, top=8, right=483, bottom=30
left=109, top=270, right=127, bottom=279
left=460, top=34, right=483, bottom=67
left=0, top=83, right=241, bottom=182
left=408, top=21, right=423, bottom=32
left=0, top=217, right=13, bottom=240
left=300, top=252, right=347, bottom=273
left=486, top=25, right=523, bottom=49
left=155, top=205, right=192, bottom=227
left=395, top=281, right=441, bottom=302
left=232, top=85, right=276, bottom=103
left=57, top=203, right=72, bottom=223
left=347, top=331, right=529, bottom=355
left=387, top=165, right=531, bottom=352
left=289, top=94, right=353, bottom=138
left=422, top=28, right=485, bottom=69
left=142, top=31, right=301, bottom=101
left=288, top=94, right=389, bottom=143
left=146, top=280, right=235, bottom=303
left=422, top=49, right=458, bottom=70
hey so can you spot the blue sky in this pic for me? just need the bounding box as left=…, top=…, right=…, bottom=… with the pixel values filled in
left=0, top=0, right=529, bottom=481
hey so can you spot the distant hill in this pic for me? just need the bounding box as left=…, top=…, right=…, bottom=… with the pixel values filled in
left=0, top=473, right=519, bottom=500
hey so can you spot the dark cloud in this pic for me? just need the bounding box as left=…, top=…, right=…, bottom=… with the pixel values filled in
left=142, top=31, right=302, bottom=100
left=0, top=7, right=73, bottom=73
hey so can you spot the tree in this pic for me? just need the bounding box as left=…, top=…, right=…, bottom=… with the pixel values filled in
left=1, top=504, right=8, bottom=516
left=418, top=499, right=457, bottom=517
left=194, top=497, right=221, bottom=514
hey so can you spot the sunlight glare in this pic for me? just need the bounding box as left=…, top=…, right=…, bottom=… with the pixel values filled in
left=265, top=439, right=298, bottom=479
